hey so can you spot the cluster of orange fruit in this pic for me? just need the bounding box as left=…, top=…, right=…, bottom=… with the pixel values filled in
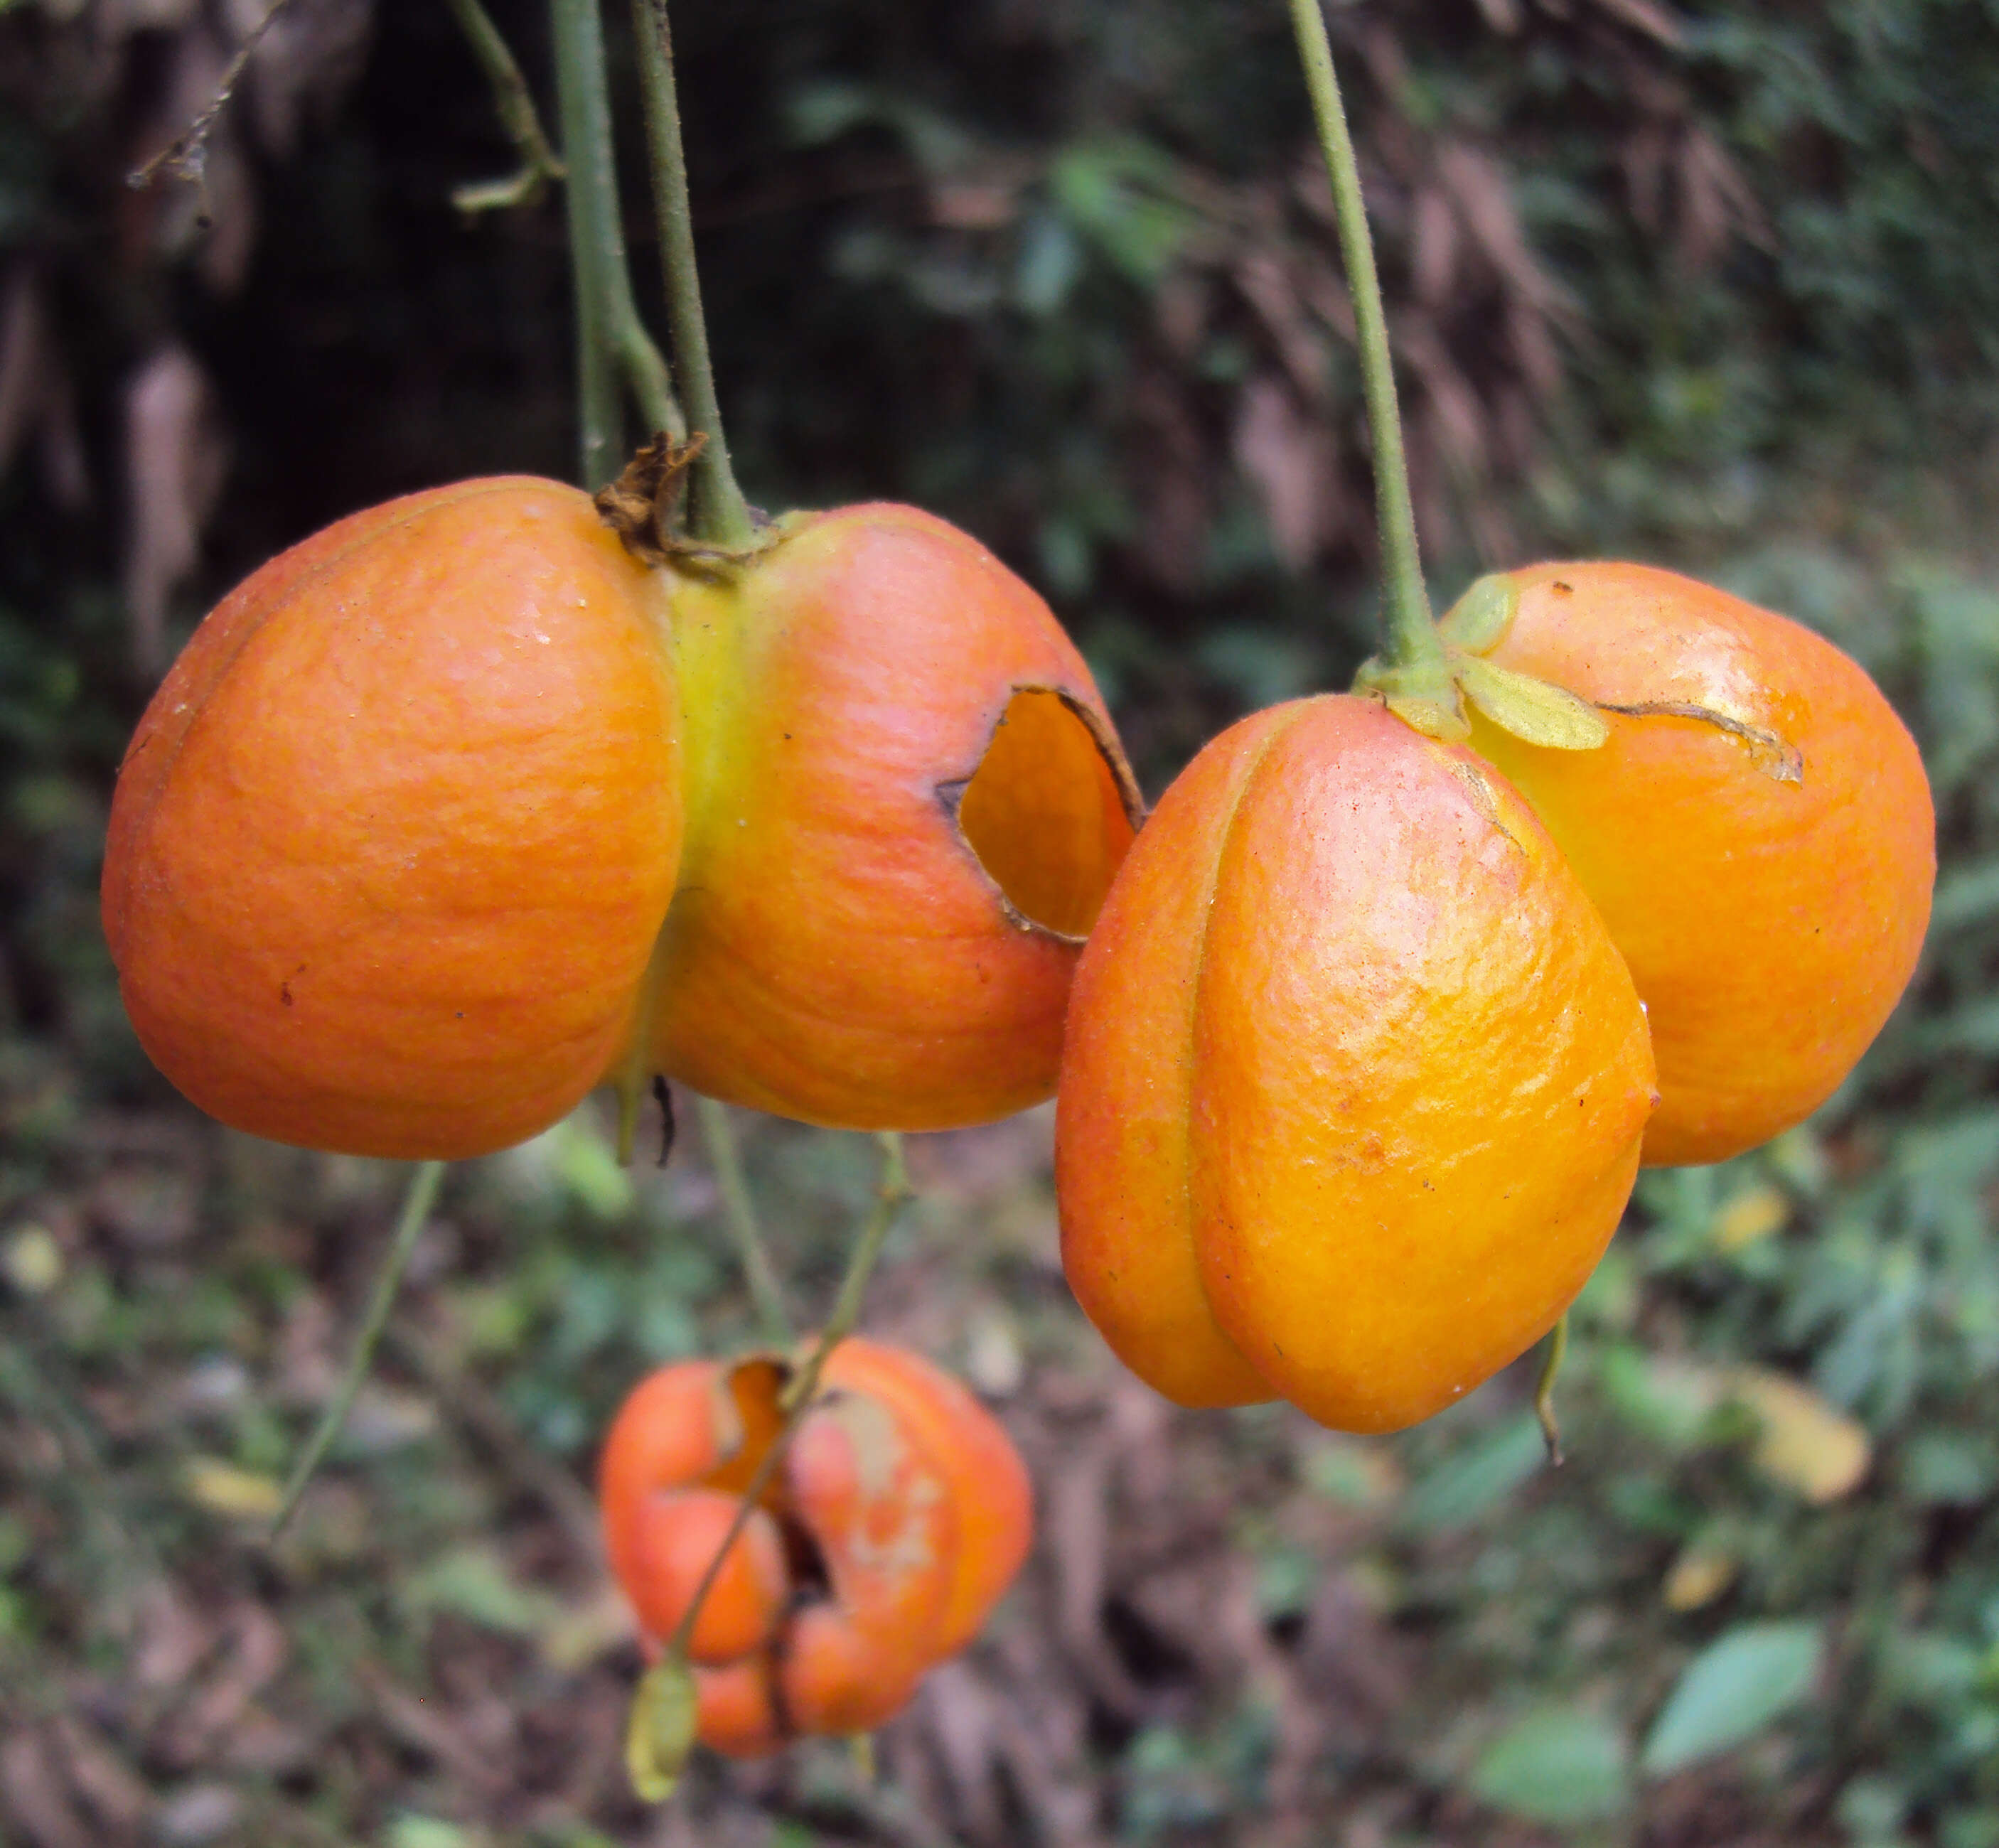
left=101, top=472, right=1934, bottom=1756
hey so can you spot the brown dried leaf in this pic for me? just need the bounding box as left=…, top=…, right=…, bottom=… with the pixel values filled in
left=0, top=1731, right=93, bottom=1848
left=1233, top=377, right=1337, bottom=572
left=124, top=344, right=228, bottom=677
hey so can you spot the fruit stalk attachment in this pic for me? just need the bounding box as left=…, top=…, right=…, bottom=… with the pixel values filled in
left=628, top=0, right=754, bottom=546
left=269, top=1159, right=446, bottom=1538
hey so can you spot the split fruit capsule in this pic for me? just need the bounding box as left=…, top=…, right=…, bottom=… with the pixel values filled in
left=598, top=1338, right=1032, bottom=1754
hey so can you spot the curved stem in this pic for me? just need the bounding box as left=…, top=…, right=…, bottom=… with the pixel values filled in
left=628, top=0, right=754, bottom=546
left=442, top=0, right=567, bottom=213
left=660, top=1134, right=910, bottom=1664
left=697, top=1097, right=792, bottom=1345
left=270, top=1161, right=446, bottom=1539
left=1534, top=1310, right=1569, bottom=1468
left=1285, top=0, right=1441, bottom=677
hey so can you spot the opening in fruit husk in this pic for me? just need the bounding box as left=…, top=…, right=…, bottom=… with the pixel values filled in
left=702, top=1356, right=831, bottom=1595
left=952, top=689, right=1142, bottom=940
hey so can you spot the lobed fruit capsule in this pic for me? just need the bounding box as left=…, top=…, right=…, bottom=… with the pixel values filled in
left=652, top=503, right=1141, bottom=1131
left=598, top=1339, right=1032, bottom=1756
left=1056, top=694, right=1658, bottom=1432
left=1459, top=562, right=1936, bottom=1166
left=102, top=478, right=683, bottom=1161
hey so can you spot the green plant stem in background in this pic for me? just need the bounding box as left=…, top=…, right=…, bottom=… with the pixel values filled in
left=628, top=0, right=754, bottom=546
left=550, top=0, right=682, bottom=485
left=1285, top=0, right=1442, bottom=678
left=269, top=1159, right=446, bottom=1540
left=697, top=1097, right=793, bottom=1345
left=441, top=0, right=567, bottom=212
left=658, top=1133, right=910, bottom=1667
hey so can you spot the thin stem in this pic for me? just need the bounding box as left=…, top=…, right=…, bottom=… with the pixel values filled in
left=1534, top=1310, right=1570, bottom=1467
left=660, top=1134, right=910, bottom=1664
left=128, top=0, right=296, bottom=193
left=270, top=1161, right=446, bottom=1538
left=1285, top=0, right=1441, bottom=677
left=442, top=0, right=567, bottom=213
left=550, top=0, right=623, bottom=487
left=697, top=1097, right=793, bottom=1344
left=628, top=0, right=754, bottom=545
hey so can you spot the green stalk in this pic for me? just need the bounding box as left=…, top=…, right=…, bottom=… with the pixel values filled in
left=270, top=1161, right=446, bottom=1539
left=659, top=1134, right=909, bottom=1666
left=550, top=0, right=623, bottom=486
left=1285, top=0, right=1442, bottom=677
left=550, top=0, right=685, bottom=478
left=628, top=0, right=754, bottom=546
left=697, top=1097, right=793, bottom=1345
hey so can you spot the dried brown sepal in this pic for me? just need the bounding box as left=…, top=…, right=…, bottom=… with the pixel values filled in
left=595, top=431, right=708, bottom=565
left=595, top=431, right=782, bottom=570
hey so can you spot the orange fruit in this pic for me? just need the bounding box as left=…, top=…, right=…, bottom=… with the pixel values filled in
left=597, top=1337, right=1032, bottom=1756
left=1056, top=694, right=1657, bottom=1433
left=100, top=478, right=682, bottom=1160
left=651, top=503, right=1141, bottom=1130
left=1462, top=562, right=1935, bottom=1165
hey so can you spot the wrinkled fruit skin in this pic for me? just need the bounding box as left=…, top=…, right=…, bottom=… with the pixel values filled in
left=1056, top=694, right=1658, bottom=1433
left=1469, top=562, right=1936, bottom=1166
left=101, top=479, right=682, bottom=1160
left=598, top=1338, right=1032, bottom=1756
left=653, top=503, right=1140, bottom=1130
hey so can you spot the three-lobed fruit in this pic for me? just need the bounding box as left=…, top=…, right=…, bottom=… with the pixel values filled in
left=598, top=1338, right=1032, bottom=1755
left=1056, top=694, right=1658, bottom=1433
left=1457, top=561, right=1935, bottom=1166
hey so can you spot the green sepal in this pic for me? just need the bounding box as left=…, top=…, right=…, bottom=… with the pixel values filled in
left=626, top=1657, right=700, bottom=1803
left=1439, top=572, right=1521, bottom=655
left=1455, top=652, right=1609, bottom=751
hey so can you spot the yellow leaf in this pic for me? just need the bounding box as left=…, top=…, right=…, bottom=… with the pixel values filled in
left=1730, top=1369, right=1870, bottom=1504
left=1663, top=1539, right=1738, bottom=1612
left=1710, top=1184, right=1789, bottom=1253
left=1454, top=653, right=1610, bottom=751
left=626, top=1658, right=699, bottom=1803
left=181, top=1458, right=284, bottom=1521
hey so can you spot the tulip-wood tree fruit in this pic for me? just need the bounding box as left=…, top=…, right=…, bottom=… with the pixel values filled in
left=1056, top=694, right=1658, bottom=1433
left=599, top=1338, right=1033, bottom=1755
left=1453, top=562, right=1936, bottom=1166
left=102, top=478, right=684, bottom=1161
left=650, top=502, right=1142, bottom=1132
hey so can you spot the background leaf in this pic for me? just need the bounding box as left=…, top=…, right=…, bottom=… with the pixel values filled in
left=1641, top=1621, right=1825, bottom=1778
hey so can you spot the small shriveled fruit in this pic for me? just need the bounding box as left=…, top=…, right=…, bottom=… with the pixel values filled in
left=651, top=503, right=1142, bottom=1131
left=1056, top=694, right=1657, bottom=1432
left=1455, top=562, right=1936, bottom=1166
left=102, top=478, right=682, bottom=1160
left=598, top=1338, right=1032, bottom=1756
